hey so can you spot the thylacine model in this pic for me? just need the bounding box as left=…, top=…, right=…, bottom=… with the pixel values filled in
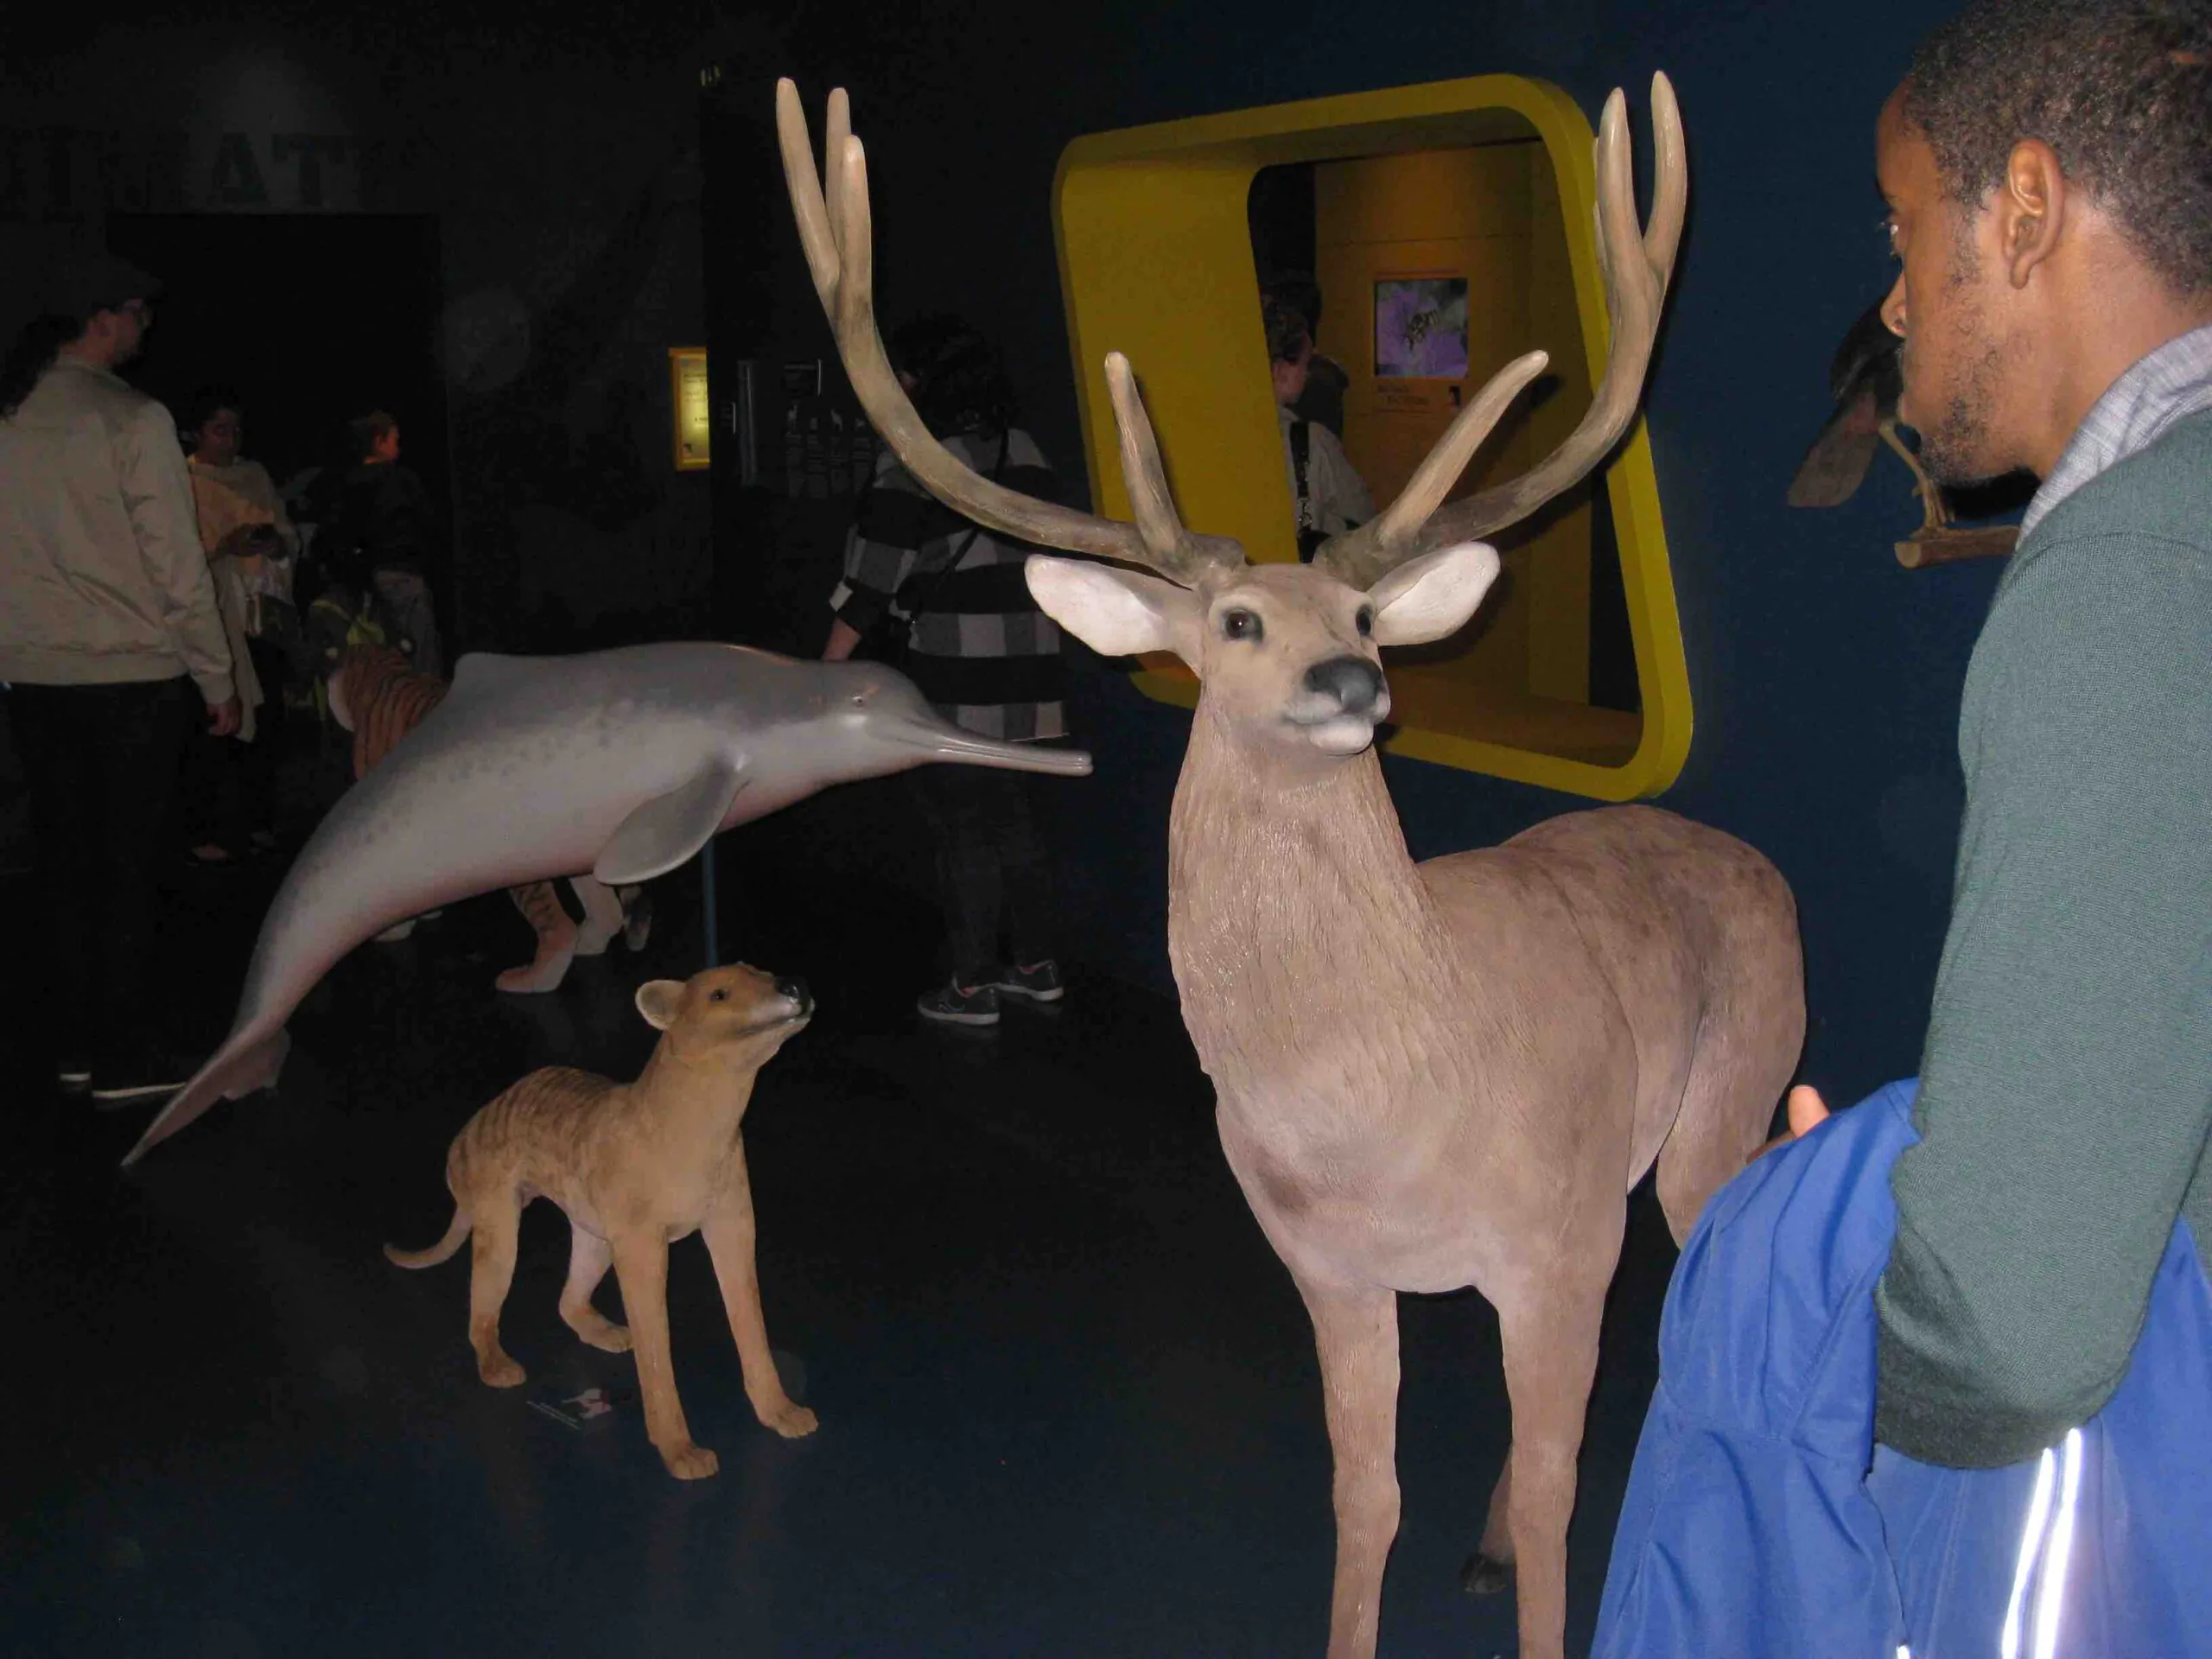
left=388, top=963, right=817, bottom=1480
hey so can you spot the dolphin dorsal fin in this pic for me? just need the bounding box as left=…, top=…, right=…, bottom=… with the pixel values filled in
left=448, top=652, right=541, bottom=702
left=593, top=759, right=751, bottom=886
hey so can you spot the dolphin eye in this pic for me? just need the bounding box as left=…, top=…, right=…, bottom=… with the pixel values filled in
left=1355, top=606, right=1375, bottom=638
left=1220, top=607, right=1263, bottom=643
left=851, top=693, right=867, bottom=706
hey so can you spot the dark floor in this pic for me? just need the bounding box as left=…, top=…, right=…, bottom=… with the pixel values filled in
left=0, top=772, right=1681, bottom=1659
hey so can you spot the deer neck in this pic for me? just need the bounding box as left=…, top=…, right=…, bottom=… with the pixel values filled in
left=1166, top=698, right=1454, bottom=1116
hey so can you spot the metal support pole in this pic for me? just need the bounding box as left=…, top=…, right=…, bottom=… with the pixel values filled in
left=701, top=836, right=721, bottom=970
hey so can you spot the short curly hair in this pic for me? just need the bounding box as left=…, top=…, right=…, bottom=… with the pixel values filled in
left=1902, top=0, right=2212, bottom=295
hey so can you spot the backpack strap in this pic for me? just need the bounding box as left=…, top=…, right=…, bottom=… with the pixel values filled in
left=1289, top=420, right=1325, bottom=563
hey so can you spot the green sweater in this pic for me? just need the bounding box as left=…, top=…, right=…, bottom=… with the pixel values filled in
left=1875, top=410, right=2212, bottom=1468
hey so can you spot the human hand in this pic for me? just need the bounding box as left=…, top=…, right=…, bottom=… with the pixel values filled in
left=207, top=695, right=243, bottom=737
left=823, top=618, right=861, bottom=662
left=1748, top=1084, right=1832, bottom=1164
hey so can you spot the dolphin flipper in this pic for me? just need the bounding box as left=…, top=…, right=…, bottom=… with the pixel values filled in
left=592, top=760, right=749, bottom=886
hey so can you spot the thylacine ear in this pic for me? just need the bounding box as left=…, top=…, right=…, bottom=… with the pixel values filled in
left=1026, top=555, right=1204, bottom=664
left=634, top=979, right=686, bottom=1031
left=1366, top=543, right=1502, bottom=646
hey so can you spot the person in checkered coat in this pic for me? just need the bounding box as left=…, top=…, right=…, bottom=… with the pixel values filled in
left=823, top=315, right=1074, bottom=1027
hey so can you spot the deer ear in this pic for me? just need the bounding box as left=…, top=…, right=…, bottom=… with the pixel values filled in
left=634, top=979, right=687, bottom=1031
left=1366, top=543, right=1502, bottom=646
left=1026, top=556, right=1201, bottom=663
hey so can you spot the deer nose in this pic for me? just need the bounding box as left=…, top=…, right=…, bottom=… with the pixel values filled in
left=1305, top=656, right=1384, bottom=714
left=776, top=976, right=811, bottom=1012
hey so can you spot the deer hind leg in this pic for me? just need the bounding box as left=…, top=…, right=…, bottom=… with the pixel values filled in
left=465, top=1189, right=528, bottom=1388
left=1492, top=1278, right=1611, bottom=1659
left=1463, top=1459, right=1514, bottom=1595
left=1656, top=991, right=1803, bottom=1248
left=496, top=881, right=579, bottom=994
left=1294, top=1279, right=1401, bottom=1659
left=558, top=1224, right=630, bottom=1353
left=569, top=876, right=626, bottom=957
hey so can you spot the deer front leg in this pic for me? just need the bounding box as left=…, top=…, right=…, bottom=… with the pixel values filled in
left=1295, top=1277, right=1402, bottom=1659
left=701, top=1163, right=817, bottom=1439
left=608, top=1229, right=717, bottom=1479
left=1494, top=1288, right=1606, bottom=1659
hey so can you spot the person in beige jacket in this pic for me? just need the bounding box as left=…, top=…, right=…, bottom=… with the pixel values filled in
left=0, top=250, right=238, bottom=1103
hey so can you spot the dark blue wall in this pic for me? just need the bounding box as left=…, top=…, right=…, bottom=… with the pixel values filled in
left=746, top=0, right=1999, bottom=1106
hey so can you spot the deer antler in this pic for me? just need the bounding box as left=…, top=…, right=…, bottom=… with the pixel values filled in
left=775, top=79, right=1243, bottom=586
left=1317, top=73, right=1687, bottom=588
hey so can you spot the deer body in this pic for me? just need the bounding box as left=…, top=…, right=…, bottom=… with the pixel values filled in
left=1173, top=693, right=1801, bottom=1657
left=773, top=72, right=1799, bottom=1657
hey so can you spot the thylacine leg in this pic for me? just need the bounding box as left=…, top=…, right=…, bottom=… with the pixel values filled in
left=609, top=1230, right=717, bottom=1479
left=701, top=1153, right=817, bottom=1438
left=496, top=881, right=578, bottom=994
left=466, top=1192, right=527, bottom=1387
left=557, top=1224, right=630, bottom=1352
left=570, top=876, right=626, bottom=957
left=1296, top=1277, right=1401, bottom=1659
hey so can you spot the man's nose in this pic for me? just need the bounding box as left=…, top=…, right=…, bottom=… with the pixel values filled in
left=1882, top=274, right=1907, bottom=339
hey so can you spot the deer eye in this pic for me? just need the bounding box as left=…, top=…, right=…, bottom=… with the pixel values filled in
left=1220, top=607, right=1263, bottom=643
left=1355, top=606, right=1375, bottom=638
left=709, top=988, right=728, bottom=1003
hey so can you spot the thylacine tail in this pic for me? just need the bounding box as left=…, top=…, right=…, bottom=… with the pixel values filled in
left=122, top=1027, right=292, bottom=1168
left=385, top=1205, right=474, bottom=1268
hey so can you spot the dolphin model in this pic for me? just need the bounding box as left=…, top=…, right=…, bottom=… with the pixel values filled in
left=126, top=643, right=1091, bottom=1165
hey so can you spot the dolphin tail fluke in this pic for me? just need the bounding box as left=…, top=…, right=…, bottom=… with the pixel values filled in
left=385, top=1205, right=473, bottom=1269
left=122, top=1027, right=292, bottom=1167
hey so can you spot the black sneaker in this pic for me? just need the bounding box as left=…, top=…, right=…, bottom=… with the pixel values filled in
left=89, top=1046, right=194, bottom=1106
left=917, top=979, right=1000, bottom=1027
left=990, top=960, right=1065, bottom=1004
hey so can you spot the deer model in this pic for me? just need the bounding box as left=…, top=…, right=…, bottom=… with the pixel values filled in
left=777, top=75, right=1804, bottom=1659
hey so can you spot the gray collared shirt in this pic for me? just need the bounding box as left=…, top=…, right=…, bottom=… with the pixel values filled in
left=2023, top=320, right=2212, bottom=537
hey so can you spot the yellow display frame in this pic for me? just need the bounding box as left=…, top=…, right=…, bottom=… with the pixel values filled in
left=1052, top=75, right=1691, bottom=800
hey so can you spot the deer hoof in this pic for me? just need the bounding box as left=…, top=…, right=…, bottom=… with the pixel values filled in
left=1459, top=1550, right=1514, bottom=1597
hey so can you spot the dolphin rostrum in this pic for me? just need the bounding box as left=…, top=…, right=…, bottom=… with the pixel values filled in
left=126, top=643, right=1091, bottom=1165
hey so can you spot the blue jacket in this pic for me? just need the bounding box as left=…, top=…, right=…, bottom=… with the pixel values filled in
left=1593, top=1079, right=2212, bottom=1658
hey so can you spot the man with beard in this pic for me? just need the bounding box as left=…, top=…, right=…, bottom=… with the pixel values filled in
left=1596, top=4, right=2212, bottom=1653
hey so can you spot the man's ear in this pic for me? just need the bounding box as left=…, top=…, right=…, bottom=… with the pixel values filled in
left=1999, top=137, right=2066, bottom=289
left=1366, top=543, right=1502, bottom=646
left=634, top=979, right=687, bottom=1031
left=1026, top=556, right=1202, bottom=663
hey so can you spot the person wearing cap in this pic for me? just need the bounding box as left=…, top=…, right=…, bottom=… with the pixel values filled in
left=0, top=249, right=239, bottom=1104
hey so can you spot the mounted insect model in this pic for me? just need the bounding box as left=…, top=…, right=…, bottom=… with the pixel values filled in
left=777, top=75, right=1804, bottom=1659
